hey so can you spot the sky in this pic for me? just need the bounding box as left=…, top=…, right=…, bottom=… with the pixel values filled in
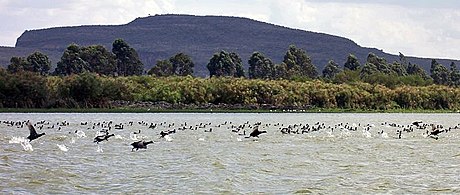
left=0, top=0, right=459, bottom=60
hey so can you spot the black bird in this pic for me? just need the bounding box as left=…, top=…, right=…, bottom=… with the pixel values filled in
left=94, top=134, right=114, bottom=143
left=26, top=121, right=45, bottom=142
left=160, top=131, right=169, bottom=138
left=430, top=129, right=442, bottom=136
left=412, top=121, right=423, bottom=127
left=246, top=126, right=267, bottom=138
left=131, top=140, right=153, bottom=151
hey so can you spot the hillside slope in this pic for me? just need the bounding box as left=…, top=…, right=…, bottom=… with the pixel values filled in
left=2, top=14, right=458, bottom=76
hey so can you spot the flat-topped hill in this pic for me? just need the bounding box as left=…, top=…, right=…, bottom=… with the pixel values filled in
left=2, top=14, right=457, bottom=76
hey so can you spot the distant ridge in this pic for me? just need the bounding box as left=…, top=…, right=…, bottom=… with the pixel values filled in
left=1, top=14, right=457, bottom=76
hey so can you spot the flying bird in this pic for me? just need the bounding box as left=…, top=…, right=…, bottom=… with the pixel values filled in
left=94, top=134, right=115, bottom=143
left=131, top=140, right=153, bottom=151
left=246, top=126, right=267, bottom=138
left=27, top=121, right=45, bottom=142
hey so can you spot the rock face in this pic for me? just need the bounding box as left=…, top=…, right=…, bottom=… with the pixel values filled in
left=2, top=14, right=458, bottom=75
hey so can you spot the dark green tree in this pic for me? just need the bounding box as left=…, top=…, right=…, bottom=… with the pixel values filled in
left=360, top=61, right=378, bottom=77
left=72, top=73, right=103, bottom=107
left=0, top=71, right=49, bottom=108
left=248, top=52, right=274, bottom=79
left=399, top=52, right=408, bottom=68
left=207, top=50, right=244, bottom=77
left=148, top=59, right=174, bottom=76
left=407, top=62, right=430, bottom=79
left=449, top=62, right=460, bottom=87
left=430, top=59, right=450, bottom=85
left=273, top=63, right=288, bottom=79
left=283, top=45, right=318, bottom=79
left=80, top=45, right=117, bottom=76
left=389, top=61, right=407, bottom=76
left=170, top=53, right=194, bottom=76
left=231, top=52, right=245, bottom=77
left=322, top=60, right=342, bottom=80
left=54, top=44, right=90, bottom=76
left=366, top=53, right=391, bottom=74
left=344, top=54, right=361, bottom=71
left=7, top=56, right=27, bottom=73
left=112, top=39, right=144, bottom=76
left=26, top=51, right=51, bottom=75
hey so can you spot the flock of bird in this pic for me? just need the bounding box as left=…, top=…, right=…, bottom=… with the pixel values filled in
left=2, top=118, right=459, bottom=152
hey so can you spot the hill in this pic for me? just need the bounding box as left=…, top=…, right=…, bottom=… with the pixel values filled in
left=1, top=14, right=458, bottom=76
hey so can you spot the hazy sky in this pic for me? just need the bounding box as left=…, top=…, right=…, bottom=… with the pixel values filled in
left=1, top=0, right=459, bottom=59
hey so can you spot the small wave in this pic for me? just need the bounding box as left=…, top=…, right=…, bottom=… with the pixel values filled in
left=52, top=135, right=68, bottom=142
left=9, top=136, right=34, bottom=151
left=75, top=130, right=86, bottom=138
left=129, top=134, right=138, bottom=140
left=94, top=131, right=107, bottom=137
left=164, top=135, right=173, bottom=142
left=294, top=189, right=313, bottom=194
left=362, top=130, right=372, bottom=138
left=57, top=144, right=69, bottom=152
left=381, top=132, right=389, bottom=138
left=96, top=145, right=103, bottom=153
left=9, top=136, right=26, bottom=144
left=114, top=135, right=123, bottom=140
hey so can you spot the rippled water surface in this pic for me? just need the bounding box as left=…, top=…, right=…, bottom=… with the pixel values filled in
left=1, top=113, right=460, bottom=194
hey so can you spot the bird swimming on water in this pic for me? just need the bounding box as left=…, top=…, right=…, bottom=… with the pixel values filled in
left=131, top=140, right=153, bottom=151
left=27, top=121, right=45, bottom=142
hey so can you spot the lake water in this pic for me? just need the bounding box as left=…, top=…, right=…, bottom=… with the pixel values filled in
left=1, top=113, right=460, bottom=194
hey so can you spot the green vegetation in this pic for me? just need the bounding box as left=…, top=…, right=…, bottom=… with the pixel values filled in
left=207, top=50, right=245, bottom=78
left=2, top=39, right=460, bottom=112
left=1, top=71, right=460, bottom=111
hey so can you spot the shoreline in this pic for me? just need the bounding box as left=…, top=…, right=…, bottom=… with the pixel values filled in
left=0, top=107, right=457, bottom=113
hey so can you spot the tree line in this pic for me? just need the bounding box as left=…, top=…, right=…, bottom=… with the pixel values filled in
left=2, top=38, right=460, bottom=110
left=5, top=39, right=460, bottom=88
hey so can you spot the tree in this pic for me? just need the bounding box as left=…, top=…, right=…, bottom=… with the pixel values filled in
left=344, top=54, right=361, bottom=71
left=399, top=52, right=408, bottom=68
left=112, top=39, right=144, bottom=76
left=207, top=50, right=244, bottom=77
left=148, top=59, right=174, bottom=76
left=366, top=53, right=391, bottom=74
left=54, top=44, right=90, bottom=76
left=322, top=60, right=342, bottom=80
left=430, top=59, right=450, bottom=85
left=389, top=61, right=407, bottom=76
left=26, top=51, right=51, bottom=75
left=360, top=61, right=378, bottom=77
left=79, top=45, right=117, bottom=76
left=170, top=53, right=194, bottom=76
left=407, top=62, right=430, bottom=80
left=283, top=45, right=318, bottom=79
left=68, top=72, right=103, bottom=107
left=231, top=52, right=245, bottom=77
left=449, top=62, right=460, bottom=87
left=7, top=56, right=27, bottom=73
left=273, top=63, right=288, bottom=79
left=248, top=52, right=274, bottom=79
